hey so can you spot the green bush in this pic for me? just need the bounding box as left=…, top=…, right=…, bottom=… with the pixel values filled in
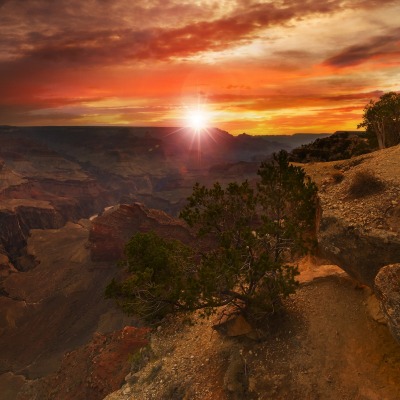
left=106, top=151, right=318, bottom=322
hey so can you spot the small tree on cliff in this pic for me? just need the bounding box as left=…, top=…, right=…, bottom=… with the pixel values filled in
left=106, top=151, right=318, bottom=322
left=358, top=92, right=400, bottom=149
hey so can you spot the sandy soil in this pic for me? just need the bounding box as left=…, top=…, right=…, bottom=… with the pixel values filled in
left=105, top=270, right=400, bottom=400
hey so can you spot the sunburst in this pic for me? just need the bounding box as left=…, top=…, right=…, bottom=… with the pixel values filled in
left=186, top=108, right=209, bottom=133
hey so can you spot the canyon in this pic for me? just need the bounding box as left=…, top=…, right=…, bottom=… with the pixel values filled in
left=1, top=126, right=399, bottom=400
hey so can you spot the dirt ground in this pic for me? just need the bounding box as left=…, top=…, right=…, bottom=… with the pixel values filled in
left=248, top=278, right=400, bottom=400
left=106, top=269, right=400, bottom=400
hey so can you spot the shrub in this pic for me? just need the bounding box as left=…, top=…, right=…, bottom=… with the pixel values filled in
left=331, top=171, right=344, bottom=183
left=106, top=151, right=318, bottom=322
left=348, top=170, right=385, bottom=198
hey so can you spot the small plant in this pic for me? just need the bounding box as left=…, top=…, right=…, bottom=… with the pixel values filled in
left=144, top=362, right=162, bottom=383
left=348, top=170, right=385, bottom=198
left=163, top=383, right=188, bottom=400
left=129, top=345, right=154, bottom=373
left=331, top=171, right=344, bottom=183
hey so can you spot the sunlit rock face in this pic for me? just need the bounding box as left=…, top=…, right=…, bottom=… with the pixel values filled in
left=89, top=203, right=194, bottom=262
left=375, top=264, right=400, bottom=344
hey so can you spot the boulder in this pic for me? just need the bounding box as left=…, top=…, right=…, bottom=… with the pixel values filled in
left=375, top=264, right=400, bottom=343
left=212, top=311, right=253, bottom=337
left=318, top=216, right=400, bottom=287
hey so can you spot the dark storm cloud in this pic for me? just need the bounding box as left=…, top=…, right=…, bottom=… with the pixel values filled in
left=324, top=28, right=400, bottom=67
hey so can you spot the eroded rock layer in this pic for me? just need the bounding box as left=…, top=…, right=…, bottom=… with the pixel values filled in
left=89, top=203, right=194, bottom=262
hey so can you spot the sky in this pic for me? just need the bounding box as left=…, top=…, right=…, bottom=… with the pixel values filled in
left=0, top=0, right=399, bottom=135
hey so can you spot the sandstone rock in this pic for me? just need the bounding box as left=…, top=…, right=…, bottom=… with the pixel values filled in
left=0, top=222, right=138, bottom=382
left=298, top=263, right=349, bottom=285
left=365, top=292, right=387, bottom=325
left=0, top=372, right=26, bottom=400
left=89, top=202, right=194, bottom=262
left=318, top=215, right=400, bottom=287
left=0, top=202, right=65, bottom=270
left=212, top=312, right=253, bottom=337
left=17, top=326, right=149, bottom=400
left=375, top=264, right=400, bottom=343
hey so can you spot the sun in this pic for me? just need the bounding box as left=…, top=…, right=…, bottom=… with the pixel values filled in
left=186, top=108, right=209, bottom=132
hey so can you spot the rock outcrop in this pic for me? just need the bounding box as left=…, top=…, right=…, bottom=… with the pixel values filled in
left=89, top=203, right=194, bottom=262
left=375, top=264, right=400, bottom=343
left=302, top=145, right=400, bottom=288
left=0, top=222, right=137, bottom=388
left=17, top=326, right=149, bottom=400
left=0, top=245, right=16, bottom=277
left=0, top=202, right=200, bottom=399
left=318, top=218, right=400, bottom=287
left=1, top=125, right=287, bottom=266
left=0, top=201, right=65, bottom=269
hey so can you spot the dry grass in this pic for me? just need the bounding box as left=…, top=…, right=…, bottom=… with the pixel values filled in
left=348, top=170, right=385, bottom=198
left=331, top=171, right=344, bottom=184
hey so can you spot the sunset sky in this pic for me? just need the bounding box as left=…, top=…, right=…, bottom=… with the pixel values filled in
left=0, top=0, right=399, bottom=135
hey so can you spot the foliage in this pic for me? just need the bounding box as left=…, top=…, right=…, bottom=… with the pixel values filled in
left=358, top=92, right=400, bottom=149
left=348, top=170, right=385, bottom=198
left=106, top=151, right=318, bottom=322
left=289, top=131, right=375, bottom=163
left=105, top=232, right=198, bottom=320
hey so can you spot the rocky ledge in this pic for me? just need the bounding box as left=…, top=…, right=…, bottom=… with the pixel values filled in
left=303, top=145, right=400, bottom=287
left=375, top=264, right=400, bottom=343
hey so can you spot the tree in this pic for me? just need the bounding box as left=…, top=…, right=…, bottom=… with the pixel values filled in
left=358, top=92, right=400, bottom=149
left=106, top=151, right=318, bottom=322
left=105, top=232, right=198, bottom=321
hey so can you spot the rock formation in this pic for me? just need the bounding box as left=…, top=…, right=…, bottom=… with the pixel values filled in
left=302, top=145, right=400, bottom=287
left=318, top=218, right=400, bottom=286
left=2, top=125, right=293, bottom=268
left=289, top=130, right=375, bottom=163
left=375, top=264, right=400, bottom=343
left=2, top=126, right=400, bottom=399
left=0, top=221, right=140, bottom=399
left=89, top=203, right=194, bottom=262
left=0, top=201, right=201, bottom=399
left=17, top=326, right=149, bottom=400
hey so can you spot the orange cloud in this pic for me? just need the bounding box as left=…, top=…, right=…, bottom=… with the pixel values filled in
left=0, top=0, right=399, bottom=133
left=324, top=28, right=400, bottom=68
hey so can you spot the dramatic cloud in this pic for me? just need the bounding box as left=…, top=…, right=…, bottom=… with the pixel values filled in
left=0, top=0, right=399, bottom=133
left=324, top=28, right=400, bottom=67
